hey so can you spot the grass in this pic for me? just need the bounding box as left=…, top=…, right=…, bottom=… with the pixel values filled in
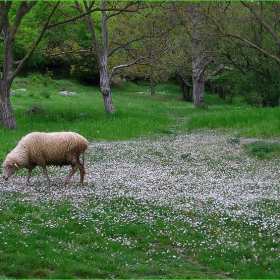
left=0, top=198, right=217, bottom=278
left=244, top=140, right=280, bottom=159
left=5, top=76, right=280, bottom=141
left=1, top=76, right=280, bottom=278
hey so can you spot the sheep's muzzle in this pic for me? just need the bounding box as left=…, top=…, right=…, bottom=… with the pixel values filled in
left=2, top=173, right=9, bottom=181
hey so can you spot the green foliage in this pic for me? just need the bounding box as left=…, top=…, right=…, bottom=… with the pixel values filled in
left=239, top=69, right=280, bottom=107
left=27, top=72, right=57, bottom=88
left=243, top=90, right=263, bottom=107
left=211, top=67, right=280, bottom=107
left=210, top=69, right=241, bottom=103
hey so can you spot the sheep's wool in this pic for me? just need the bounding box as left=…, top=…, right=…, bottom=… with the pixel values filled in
left=4, top=132, right=89, bottom=169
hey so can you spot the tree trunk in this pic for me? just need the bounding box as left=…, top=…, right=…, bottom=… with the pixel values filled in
left=150, top=77, right=156, bottom=95
left=0, top=21, right=17, bottom=129
left=184, top=77, right=192, bottom=102
left=188, top=3, right=206, bottom=108
left=100, top=68, right=115, bottom=114
left=0, top=79, right=17, bottom=130
left=75, top=1, right=115, bottom=114
left=192, top=74, right=205, bottom=107
left=99, top=2, right=115, bottom=114
left=177, top=75, right=192, bottom=102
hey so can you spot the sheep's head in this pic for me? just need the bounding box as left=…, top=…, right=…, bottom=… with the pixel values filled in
left=2, top=162, right=19, bottom=181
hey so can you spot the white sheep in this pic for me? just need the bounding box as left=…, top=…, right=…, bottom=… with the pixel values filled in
left=2, top=132, right=89, bottom=185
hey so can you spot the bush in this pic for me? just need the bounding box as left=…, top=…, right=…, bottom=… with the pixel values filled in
left=210, top=70, right=240, bottom=103
left=210, top=64, right=280, bottom=107
left=27, top=71, right=57, bottom=88
left=238, top=70, right=280, bottom=107
left=243, top=91, right=263, bottom=107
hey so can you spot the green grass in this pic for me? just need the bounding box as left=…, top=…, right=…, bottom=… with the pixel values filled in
left=184, top=104, right=280, bottom=138
left=1, top=76, right=280, bottom=278
left=1, top=195, right=279, bottom=278
left=4, top=76, right=280, bottom=146
left=243, top=140, right=280, bottom=159
left=0, top=197, right=188, bottom=278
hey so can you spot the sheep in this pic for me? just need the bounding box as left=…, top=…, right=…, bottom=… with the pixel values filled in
left=2, top=132, right=89, bottom=185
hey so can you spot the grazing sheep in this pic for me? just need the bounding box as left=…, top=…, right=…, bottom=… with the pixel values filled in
left=2, top=132, right=89, bottom=185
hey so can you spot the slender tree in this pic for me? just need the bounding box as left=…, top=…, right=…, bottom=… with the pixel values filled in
left=0, top=2, right=99, bottom=129
left=0, top=2, right=38, bottom=129
left=74, top=1, right=172, bottom=112
left=187, top=3, right=228, bottom=107
left=0, top=2, right=61, bottom=129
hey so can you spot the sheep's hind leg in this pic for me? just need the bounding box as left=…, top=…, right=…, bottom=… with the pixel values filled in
left=65, top=165, right=78, bottom=185
left=76, top=161, right=85, bottom=184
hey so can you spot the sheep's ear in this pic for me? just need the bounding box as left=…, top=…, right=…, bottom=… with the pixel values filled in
left=13, top=163, right=19, bottom=168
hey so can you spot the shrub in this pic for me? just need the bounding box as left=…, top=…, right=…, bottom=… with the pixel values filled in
left=243, top=91, right=263, bottom=107
left=27, top=71, right=57, bottom=88
left=210, top=70, right=240, bottom=103
left=211, top=65, right=280, bottom=107
left=237, top=70, right=280, bottom=108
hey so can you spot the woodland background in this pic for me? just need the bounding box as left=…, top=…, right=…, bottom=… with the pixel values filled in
left=1, top=1, right=280, bottom=130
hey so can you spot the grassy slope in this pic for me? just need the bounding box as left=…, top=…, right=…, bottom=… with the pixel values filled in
left=0, top=76, right=280, bottom=278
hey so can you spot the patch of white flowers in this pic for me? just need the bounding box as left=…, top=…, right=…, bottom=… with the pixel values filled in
left=0, top=131, right=279, bottom=268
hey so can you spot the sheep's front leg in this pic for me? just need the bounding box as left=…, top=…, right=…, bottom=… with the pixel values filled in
left=26, top=167, right=35, bottom=185
left=42, top=166, right=51, bottom=185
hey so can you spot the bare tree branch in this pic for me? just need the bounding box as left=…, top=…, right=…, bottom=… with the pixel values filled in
left=241, top=1, right=280, bottom=47
left=109, top=35, right=149, bottom=57
left=204, top=64, right=231, bottom=83
left=34, top=49, right=94, bottom=58
left=13, top=2, right=60, bottom=78
left=106, top=2, right=140, bottom=19
left=220, top=33, right=280, bottom=64
left=109, top=58, right=142, bottom=80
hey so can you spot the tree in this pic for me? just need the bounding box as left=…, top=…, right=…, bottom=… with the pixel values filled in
left=73, top=1, right=149, bottom=113
left=74, top=1, right=116, bottom=113
left=73, top=1, right=176, bottom=111
left=239, top=2, right=280, bottom=63
left=111, top=2, right=191, bottom=97
left=0, top=2, right=96, bottom=129
left=214, top=2, right=280, bottom=106
left=0, top=2, right=62, bottom=130
left=0, top=2, right=38, bottom=129
left=187, top=3, right=229, bottom=107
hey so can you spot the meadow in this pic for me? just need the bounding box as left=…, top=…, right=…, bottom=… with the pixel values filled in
left=0, top=75, right=280, bottom=278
